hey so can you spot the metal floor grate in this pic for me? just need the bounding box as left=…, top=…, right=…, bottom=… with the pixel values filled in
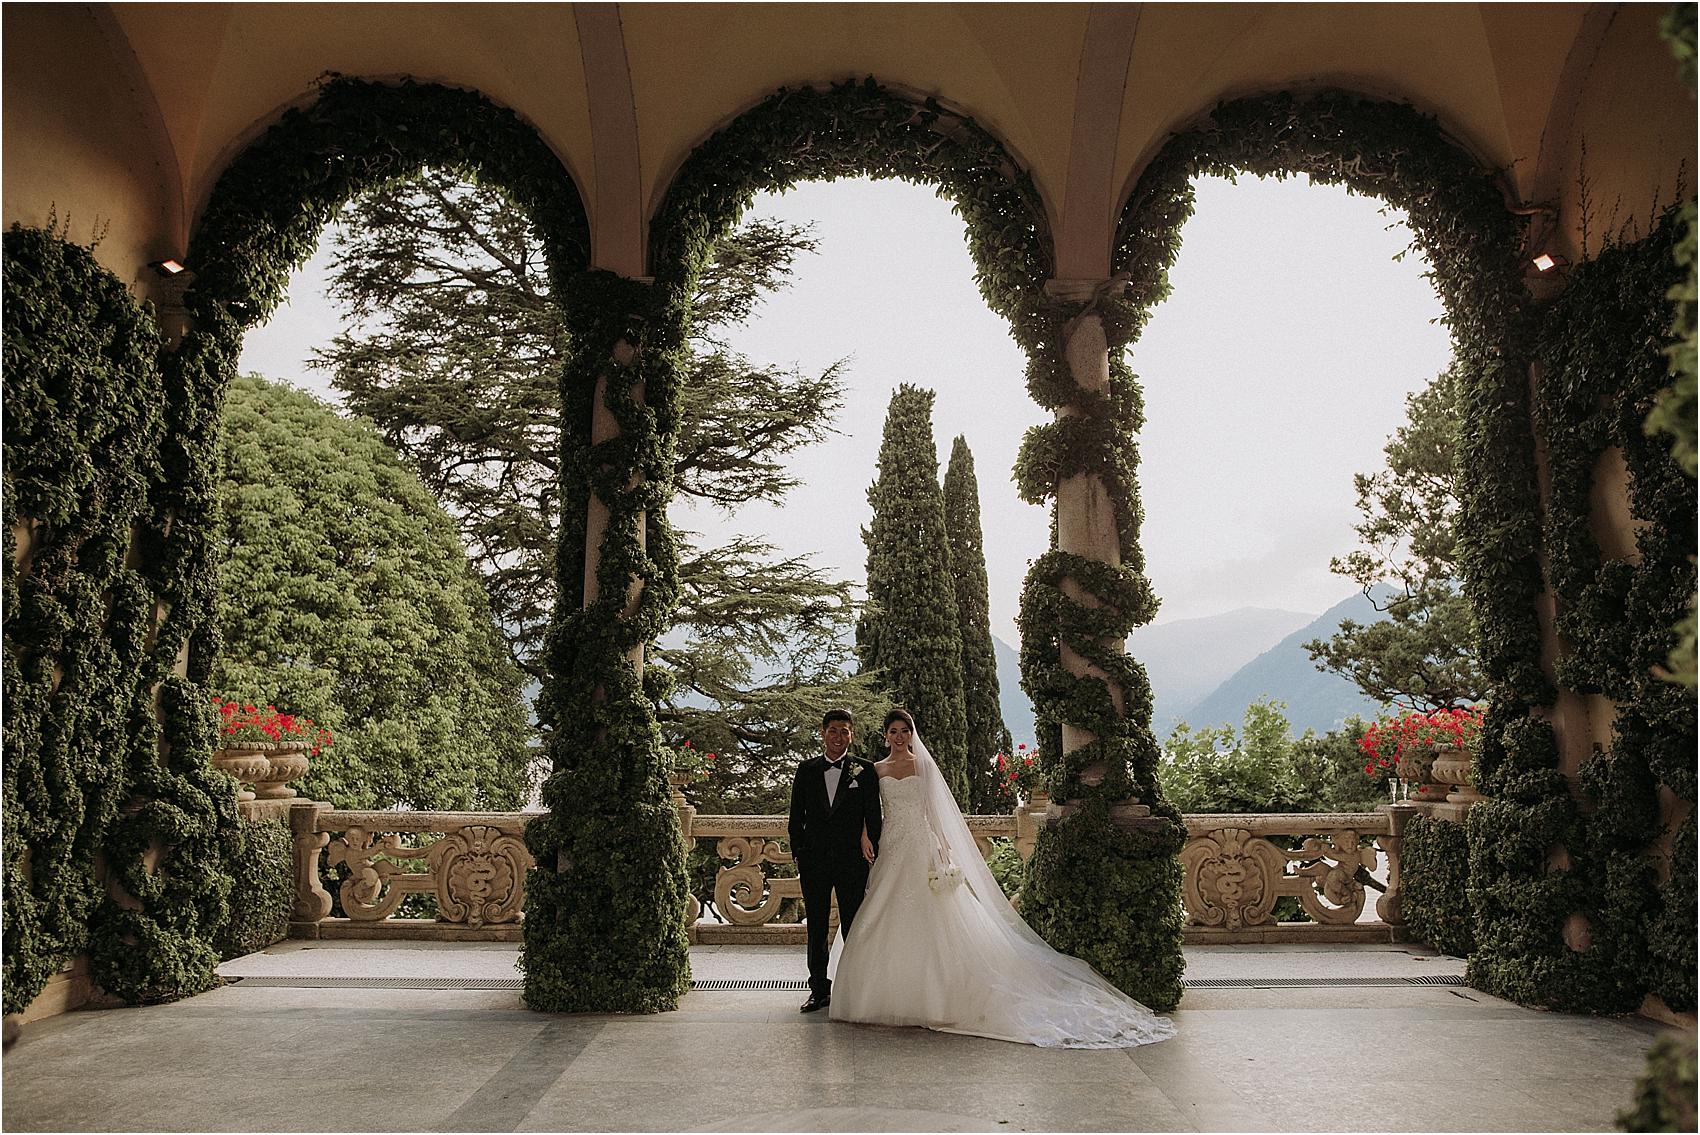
left=231, top=975, right=525, bottom=989
left=1183, top=975, right=1465, bottom=988
left=227, top=974, right=1464, bottom=991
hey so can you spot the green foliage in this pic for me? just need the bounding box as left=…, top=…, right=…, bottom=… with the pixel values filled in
left=1648, top=197, right=1697, bottom=687
left=1663, top=2, right=1698, bottom=89
left=1160, top=701, right=1386, bottom=814
left=319, top=166, right=871, bottom=816
left=1515, top=210, right=1697, bottom=1013
left=523, top=268, right=690, bottom=1014
left=173, top=77, right=704, bottom=1010
left=1649, top=814, right=1697, bottom=1012
left=1159, top=701, right=1306, bottom=813
left=1401, top=815, right=1475, bottom=957
left=1305, top=364, right=1487, bottom=709
left=4, top=223, right=233, bottom=1012
left=1107, top=89, right=1542, bottom=1009
left=1616, top=1032, right=1698, bottom=1133
left=1288, top=720, right=1390, bottom=813
left=643, top=76, right=1180, bottom=998
left=857, top=385, right=971, bottom=801
left=1020, top=801, right=1186, bottom=1013
left=986, top=839, right=1026, bottom=901
left=943, top=436, right=1010, bottom=811
left=216, top=819, right=294, bottom=960
left=213, top=374, right=532, bottom=810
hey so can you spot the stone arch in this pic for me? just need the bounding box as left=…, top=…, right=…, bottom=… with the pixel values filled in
left=1109, top=87, right=1545, bottom=726
left=150, top=74, right=595, bottom=963
left=1109, top=89, right=1558, bottom=1003
left=543, top=78, right=1189, bottom=1014
left=185, top=76, right=591, bottom=329
left=648, top=78, right=1055, bottom=329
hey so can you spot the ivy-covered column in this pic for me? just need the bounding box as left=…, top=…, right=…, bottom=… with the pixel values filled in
left=1014, top=278, right=1187, bottom=1014
left=521, top=271, right=690, bottom=1013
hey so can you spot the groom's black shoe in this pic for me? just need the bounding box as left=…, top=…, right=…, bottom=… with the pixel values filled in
left=799, top=992, right=830, bottom=1013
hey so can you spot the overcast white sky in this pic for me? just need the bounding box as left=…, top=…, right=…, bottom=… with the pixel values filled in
left=240, top=173, right=1452, bottom=643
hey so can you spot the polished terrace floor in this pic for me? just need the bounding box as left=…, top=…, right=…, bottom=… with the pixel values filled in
left=0, top=943, right=1669, bottom=1132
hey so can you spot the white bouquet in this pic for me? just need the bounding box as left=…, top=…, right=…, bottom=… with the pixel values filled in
left=928, top=857, right=964, bottom=892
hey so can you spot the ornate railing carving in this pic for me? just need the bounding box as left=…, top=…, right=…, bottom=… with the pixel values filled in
left=1180, top=813, right=1392, bottom=930
left=291, top=804, right=533, bottom=939
left=287, top=799, right=1411, bottom=944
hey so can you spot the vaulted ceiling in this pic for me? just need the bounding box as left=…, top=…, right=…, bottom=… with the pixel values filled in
left=3, top=3, right=1689, bottom=281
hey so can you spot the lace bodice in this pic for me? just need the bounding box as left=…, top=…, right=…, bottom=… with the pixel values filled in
left=877, top=775, right=930, bottom=850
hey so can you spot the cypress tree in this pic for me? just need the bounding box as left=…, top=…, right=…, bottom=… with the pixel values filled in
left=943, top=436, right=1013, bottom=812
left=857, top=385, right=971, bottom=802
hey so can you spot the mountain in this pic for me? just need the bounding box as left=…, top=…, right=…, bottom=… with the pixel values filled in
left=1130, top=607, right=1317, bottom=736
left=992, top=604, right=1311, bottom=750
left=1179, top=590, right=1391, bottom=736
left=992, top=634, right=1035, bottom=749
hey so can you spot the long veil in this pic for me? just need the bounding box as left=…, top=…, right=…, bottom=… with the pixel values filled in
left=909, top=731, right=1175, bottom=1045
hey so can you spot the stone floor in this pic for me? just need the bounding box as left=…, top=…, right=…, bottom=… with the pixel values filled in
left=1, top=943, right=1670, bottom=1132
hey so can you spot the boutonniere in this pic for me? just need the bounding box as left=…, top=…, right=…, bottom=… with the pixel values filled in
left=849, top=762, right=867, bottom=779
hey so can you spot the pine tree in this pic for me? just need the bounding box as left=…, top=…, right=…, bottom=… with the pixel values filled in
left=1303, top=363, right=1486, bottom=709
left=943, top=435, right=1013, bottom=811
left=857, top=385, right=970, bottom=803
left=312, top=168, right=867, bottom=804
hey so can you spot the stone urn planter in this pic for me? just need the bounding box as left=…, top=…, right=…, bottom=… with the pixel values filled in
left=211, top=742, right=275, bottom=802
left=251, top=739, right=312, bottom=800
left=1429, top=746, right=1484, bottom=804
left=1395, top=747, right=1450, bottom=803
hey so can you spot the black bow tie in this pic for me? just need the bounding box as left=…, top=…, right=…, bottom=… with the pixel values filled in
left=826, top=759, right=843, bottom=768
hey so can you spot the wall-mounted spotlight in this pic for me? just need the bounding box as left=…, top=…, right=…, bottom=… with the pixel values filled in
left=1530, top=252, right=1568, bottom=273
left=148, top=259, right=186, bottom=277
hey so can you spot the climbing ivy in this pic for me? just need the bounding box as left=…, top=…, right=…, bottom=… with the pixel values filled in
left=164, top=78, right=597, bottom=1005
left=215, top=819, right=294, bottom=960
left=3, top=221, right=237, bottom=1011
left=641, top=78, right=1193, bottom=1007
left=1058, top=89, right=1541, bottom=1012
left=1522, top=209, right=1696, bottom=1012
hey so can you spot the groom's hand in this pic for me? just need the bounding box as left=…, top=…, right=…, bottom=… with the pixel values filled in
left=860, top=832, right=875, bottom=863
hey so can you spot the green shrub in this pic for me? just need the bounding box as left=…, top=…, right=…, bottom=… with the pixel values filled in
left=1401, top=814, right=1475, bottom=956
left=1617, top=1033, right=1697, bottom=1133
left=986, top=839, right=1026, bottom=901
left=216, top=819, right=294, bottom=960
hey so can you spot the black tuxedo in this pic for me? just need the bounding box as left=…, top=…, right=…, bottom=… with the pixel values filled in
left=788, top=754, right=883, bottom=996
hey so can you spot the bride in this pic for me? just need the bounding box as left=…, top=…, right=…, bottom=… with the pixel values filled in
left=828, top=708, right=1175, bottom=1048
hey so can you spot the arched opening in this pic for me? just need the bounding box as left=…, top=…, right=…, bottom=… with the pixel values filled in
left=1130, top=170, right=1453, bottom=790
left=174, top=78, right=592, bottom=949
left=525, top=78, right=1188, bottom=1014
left=1107, top=89, right=1677, bottom=1004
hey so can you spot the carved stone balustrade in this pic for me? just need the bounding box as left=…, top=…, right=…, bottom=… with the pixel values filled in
left=286, top=798, right=1411, bottom=945
left=290, top=803, right=534, bottom=941
left=1180, top=811, right=1409, bottom=943
left=689, top=814, right=1018, bottom=944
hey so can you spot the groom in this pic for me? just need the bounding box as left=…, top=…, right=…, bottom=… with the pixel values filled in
left=788, top=708, right=882, bottom=1012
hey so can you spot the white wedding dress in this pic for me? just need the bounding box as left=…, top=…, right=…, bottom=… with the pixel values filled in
left=828, top=739, right=1176, bottom=1049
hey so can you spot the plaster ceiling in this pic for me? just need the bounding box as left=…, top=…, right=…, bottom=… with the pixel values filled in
left=88, top=3, right=1598, bottom=248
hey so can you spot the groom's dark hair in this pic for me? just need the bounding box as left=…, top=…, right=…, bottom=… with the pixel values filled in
left=821, top=708, right=854, bottom=729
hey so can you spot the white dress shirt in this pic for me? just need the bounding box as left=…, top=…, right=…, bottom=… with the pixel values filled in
left=824, top=758, right=845, bottom=806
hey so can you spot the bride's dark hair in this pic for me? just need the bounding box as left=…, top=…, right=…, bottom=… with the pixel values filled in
left=882, top=708, right=915, bottom=731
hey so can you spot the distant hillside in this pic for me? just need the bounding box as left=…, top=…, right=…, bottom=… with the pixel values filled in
left=1179, top=590, right=1391, bottom=736
left=993, top=634, right=1036, bottom=749
left=1131, top=607, right=1317, bottom=736
left=993, top=605, right=1313, bottom=749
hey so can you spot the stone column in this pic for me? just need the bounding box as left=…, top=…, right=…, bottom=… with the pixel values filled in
left=1043, top=277, right=1150, bottom=822
left=581, top=342, right=649, bottom=671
